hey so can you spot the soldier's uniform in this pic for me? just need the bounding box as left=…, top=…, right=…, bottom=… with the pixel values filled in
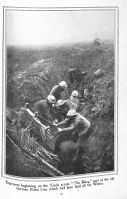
left=49, top=85, right=64, bottom=101
left=33, top=96, right=56, bottom=125
left=49, top=81, right=68, bottom=101
left=54, top=111, right=91, bottom=154
left=54, top=97, right=82, bottom=122
left=65, top=90, right=83, bottom=112
left=55, top=100, right=70, bottom=122
left=64, top=98, right=82, bottom=112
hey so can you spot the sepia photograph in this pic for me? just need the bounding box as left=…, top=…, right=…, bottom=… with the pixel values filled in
left=5, top=7, right=117, bottom=178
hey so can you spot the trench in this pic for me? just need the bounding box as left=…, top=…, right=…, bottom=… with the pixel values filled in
left=6, top=43, right=114, bottom=177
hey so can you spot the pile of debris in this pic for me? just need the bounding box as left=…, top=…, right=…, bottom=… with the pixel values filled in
left=6, top=104, right=64, bottom=177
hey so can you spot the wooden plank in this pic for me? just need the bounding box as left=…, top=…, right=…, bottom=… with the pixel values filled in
left=24, top=108, right=47, bottom=129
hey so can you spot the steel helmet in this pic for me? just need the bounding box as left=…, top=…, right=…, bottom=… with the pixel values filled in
left=67, top=109, right=77, bottom=117
left=47, top=95, right=56, bottom=104
left=59, top=81, right=67, bottom=88
left=71, top=90, right=79, bottom=97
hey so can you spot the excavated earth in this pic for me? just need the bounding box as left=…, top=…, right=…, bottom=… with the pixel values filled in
left=6, top=41, right=115, bottom=177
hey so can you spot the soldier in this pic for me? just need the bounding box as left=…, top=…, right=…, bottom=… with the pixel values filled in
left=54, top=109, right=91, bottom=173
left=54, top=109, right=91, bottom=153
left=54, top=90, right=81, bottom=122
left=65, top=90, right=83, bottom=112
left=33, top=95, right=56, bottom=125
left=55, top=99, right=70, bottom=122
left=54, top=90, right=83, bottom=122
left=68, top=68, right=87, bottom=84
left=49, top=81, right=68, bottom=101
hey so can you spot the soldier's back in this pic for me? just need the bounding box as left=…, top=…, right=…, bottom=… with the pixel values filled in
left=33, top=99, right=48, bottom=116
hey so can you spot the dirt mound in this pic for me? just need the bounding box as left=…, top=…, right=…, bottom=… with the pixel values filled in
left=7, top=57, right=68, bottom=109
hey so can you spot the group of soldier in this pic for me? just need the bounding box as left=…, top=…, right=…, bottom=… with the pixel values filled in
left=33, top=80, right=91, bottom=171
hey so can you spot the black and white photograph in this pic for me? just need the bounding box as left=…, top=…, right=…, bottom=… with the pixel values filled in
left=5, top=7, right=117, bottom=178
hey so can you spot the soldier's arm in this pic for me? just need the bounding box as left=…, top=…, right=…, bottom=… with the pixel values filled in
left=49, top=85, right=58, bottom=96
left=60, top=119, right=80, bottom=133
left=57, top=118, right=70, bottom=128
left=60, top=125, right=76, bottom=133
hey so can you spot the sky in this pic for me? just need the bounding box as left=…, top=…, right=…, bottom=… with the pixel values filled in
left=6, top=9, right=116, bottom=46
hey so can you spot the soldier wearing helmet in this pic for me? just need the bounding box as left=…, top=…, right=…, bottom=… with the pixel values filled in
left=64, top=90, right=83, bottom=112
left=54, top=90, right=83, bottom=122
left=69, top=90, right=79, bottom=110
left=49, top=81, right=68, bottom=101
left=55, top=99, right=69, bottom=122
left=53, top=109, right=91, bottom=173
left=33, top=95, right=56, bottom=125
left=54, top=109, right=91, bottom=154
